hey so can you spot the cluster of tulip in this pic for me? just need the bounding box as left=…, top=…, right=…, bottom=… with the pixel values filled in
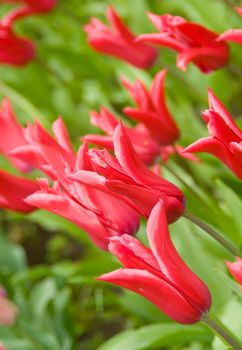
left=0, top=2, right=242, bottom=348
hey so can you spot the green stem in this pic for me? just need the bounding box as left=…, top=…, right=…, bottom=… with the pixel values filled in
left=0, top=81, right=50, bottom=128
left=203, top=314, right=242, bottom=350
left=183, top=211, right=241, bottom=258
left=164, top=163, right=211, bottom=210
left=172, top=146, right=213, bottom=192
left=227, top=64, right=242, bottom=78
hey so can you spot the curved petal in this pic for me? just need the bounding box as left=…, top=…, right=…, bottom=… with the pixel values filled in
left=81, top=134, right=114, bottom=150
left=147, top=201, right=212, bottom=313
left=207, top=89, right=242, bottom=138
left=98, top=268, right=203, bottom=324
left=122, top=78, right=153, bottom=111
left=25, top=189, right=111, bottom=250
left=90, top=107, right=118, bottom=135
left=124, top=108, right=179, bottom=145
left=52, top=117, right=75, bottom=155
left=113, top=123, right=182, bottom=198
left=0, top=27, right=36, bottom=66
left=177, top=46, right=229, bottom=72
left=136, top=33, right=185, bottom=51
left=150, top=70, right=180, bottom=139
left=206, top=112, right=241, bottom=143
left=0, top=99, right=30, bottom=171
left=107, top=6, right=134, bottom=40
left=0, top=170, right=37, bottom=213
left=226, top=257, right=242, bottom=285
left=218, top=29, right=242, bottom=45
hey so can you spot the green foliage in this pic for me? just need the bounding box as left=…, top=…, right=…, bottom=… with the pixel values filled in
left=0, top=0, right=242, bottom=349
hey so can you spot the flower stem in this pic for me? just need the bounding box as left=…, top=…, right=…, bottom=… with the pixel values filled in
left=183, top=211, right=241, bottom=257
left=164, top=163, right=212, bottom=210
left=203, top=314, right=242, bottom=350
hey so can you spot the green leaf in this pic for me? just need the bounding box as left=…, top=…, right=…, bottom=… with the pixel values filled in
left=0, top=234, right=27, bottom=273
left=98, top=323, right=212, bottom=350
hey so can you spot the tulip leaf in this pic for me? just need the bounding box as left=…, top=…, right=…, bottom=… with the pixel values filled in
left=97, top=323, right=212, bottom=350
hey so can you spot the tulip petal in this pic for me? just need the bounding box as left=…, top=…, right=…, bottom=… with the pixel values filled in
left=107, top=6, right=134, bottom=41
left=177, top=46, right=229, bottom=72
left=25, top=190, right=111, bottom=249
left=113, top=123, right=182, bottom=197
left=207, top=89, right=242, bottom=138
left=90, top=107, right=118, bottom=135
left=136, top=33, right=185, bottom=51
left=0, top=170, right=37, bottom=213
left=52, top=117, right=75, bottom=155
left=151, top=70, right=180, bottom=138
left=98, top=268, right=202, bottom=324
left=226, top=257, right=242, bottom=286
left=81, top=134, right=114, bottom=150
left=218, top=29, right=242, bottom=45
left=147, top=201, right=212, bottom=312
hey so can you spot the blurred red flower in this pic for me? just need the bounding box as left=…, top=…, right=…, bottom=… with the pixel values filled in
left=85, top=6, right=157, bottom=69
left=137, top=13, right=229, bottom=73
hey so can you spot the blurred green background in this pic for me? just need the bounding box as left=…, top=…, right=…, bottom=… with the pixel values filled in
left=0, top=0, right=242, bottom=349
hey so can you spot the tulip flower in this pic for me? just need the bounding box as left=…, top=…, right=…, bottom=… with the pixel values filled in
left=0, top=98, right=33, bottom=171
left=98, top=200, right=211, bottom=324
left=21, top=122, right=140, bottom=250
left=0, top=25, right=36, bottom=66
left=9, top=117, right=140, bottom=250
left=0, top=170, right=38, bottom=212
left=226, top=257, right=242, bottom=290
left=137, top=13, right=229, bottom=73
left=0, top=286, right=18, bottom=326
left=184, top=89, right=242, bottom=179
left=122, top=70, right=180, bottom=145
left=218, top=7, right=242, bottom=45
left=82, top=106, right=161, bottom=165
left=84, top=6, right=157, bottom=69
left=71, top=123, right=185, bottom=224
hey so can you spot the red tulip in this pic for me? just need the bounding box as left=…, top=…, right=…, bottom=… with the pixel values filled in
left=218, top=7, right=242, bottom=45
left=122, top=70, right=180, bottom=145
left=82, top=106, right=161, bottom=165
left=226, top=257, right=242, bottom=290
left=0, top=25, right=35, bottom=66
left=184, top=89, right=242, bottom=179
left=84, top=6, right=157, bottom=69
left=71, top=123, right=185, bottom=224
left=21, top=122, right=140, bottom=250
left=0, top=170, right=37, bottom=212
left=137, top=13, right=229, bottom=73
left=98, top=200, right=211, bottom=324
